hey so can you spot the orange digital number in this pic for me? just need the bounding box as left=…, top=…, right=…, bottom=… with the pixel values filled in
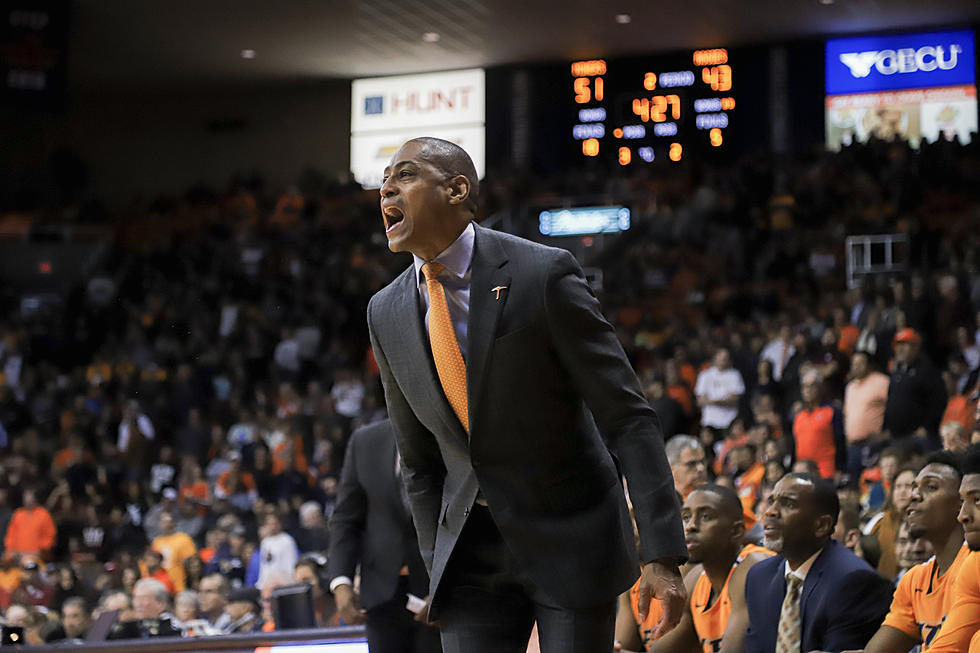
left=632, top=97, right=649, bottom=122
left=702, top=65, right=732, bottom=91
left=618, top=147, right=631, bottom=165
left=644, top=72, right=657, bottom=91
left=582, top=138, right=600, bottom=156
left=669, top=143, right=683, bottom=161
left=709, top=128, right=723, bottom=147
left=633, top=95, right=680, bottom=122
left=575, top=76, right=604, bottom=103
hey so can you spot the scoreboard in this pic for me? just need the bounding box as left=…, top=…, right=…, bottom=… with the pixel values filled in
left=568, top=48, right=737, bottom=165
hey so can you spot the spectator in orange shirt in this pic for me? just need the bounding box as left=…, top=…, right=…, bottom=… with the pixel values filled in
left=216, top=452, right=258, bottom=511
left=152, top=511, right=197, bottom=593
left=178, top=460, right=211, bottom=515
left=792, top=371, right=845, bottom=479
left=140, top=547, right=175, bottom=594
left=271, top=428, right=308, bottom=476
left=4, top=489, right=56, bottom=562
left=844, top=350, right=890, bottom=481
left=729, top=444, right=764, bottom=516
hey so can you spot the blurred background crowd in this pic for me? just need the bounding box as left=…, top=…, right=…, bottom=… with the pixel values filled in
left=0, top=133, right=976, bottom=643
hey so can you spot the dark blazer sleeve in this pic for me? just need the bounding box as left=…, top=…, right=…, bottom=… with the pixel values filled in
left=543, top=249, right=686, bottom=564
left=368, top=295, right=446, bottom=574
left=744, top=558, right=781, bottom=653
left=326, top=431, right=367, bottom=583
left=819, top=567, right=893, bottom=652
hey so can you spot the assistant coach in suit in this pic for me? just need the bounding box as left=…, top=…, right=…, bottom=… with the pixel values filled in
left=328, top=419, right=441, bottom=653
left=745, top=473, right=893, bottom=653
left=366, top=137, right=687, bottom=653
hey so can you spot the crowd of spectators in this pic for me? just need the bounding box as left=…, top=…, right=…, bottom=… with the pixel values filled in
left=0, top=135, right=977, bottom=644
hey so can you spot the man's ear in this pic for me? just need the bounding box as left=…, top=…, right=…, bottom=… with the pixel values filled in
left=814, top=514, right=835, bottom=539
left=446, top=175, right=470, bottom=206
left=730, top=518, right=746, bottom=546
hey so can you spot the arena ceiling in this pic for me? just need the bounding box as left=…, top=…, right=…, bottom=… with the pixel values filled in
left=73, top=0, right=980, bottom=87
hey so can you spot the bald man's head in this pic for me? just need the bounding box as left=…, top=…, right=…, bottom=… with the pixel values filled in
left=407, top=137, right=479, bottom=214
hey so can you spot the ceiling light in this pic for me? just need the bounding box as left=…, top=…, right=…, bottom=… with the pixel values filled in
left=422, top=32, right=440, bottom=42
left=240, top=49, right=256, bottom=59
left=615, top=14, right=632, bottom=24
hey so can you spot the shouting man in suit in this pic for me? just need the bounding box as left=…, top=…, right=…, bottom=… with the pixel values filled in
left=744, top=473, right=893, bottom=653
left=328, top=419, right=440, bottom=653
left=367, top=137, right=687, bottom=653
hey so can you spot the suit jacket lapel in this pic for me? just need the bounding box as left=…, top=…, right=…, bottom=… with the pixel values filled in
left=388, top=267, right=468, bottom=443
left=799, top=544, right=830, bottom=630
left=466, top=225, right=510, bottom=438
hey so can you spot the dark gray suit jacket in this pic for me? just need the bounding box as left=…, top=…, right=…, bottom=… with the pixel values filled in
left=327, top=419, right=429, bottom=611
left=367, top=223, right=685, bottom=615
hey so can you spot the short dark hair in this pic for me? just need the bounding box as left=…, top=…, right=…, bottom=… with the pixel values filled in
left=924, top=449, right=963, bottom=479
left=689, top=484, right=743, bottom=521
left=962, top=443, right=980, bottom=476
left=408, top=137, right=479, bottom=213
left=785, top=472, right=839, bottom=528
left=61, top=596, right=88, bottom=613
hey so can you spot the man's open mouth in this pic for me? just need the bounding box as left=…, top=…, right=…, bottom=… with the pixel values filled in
left=383, top=206, right=404, bottom=232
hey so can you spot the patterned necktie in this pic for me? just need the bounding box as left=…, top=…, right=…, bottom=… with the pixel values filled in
left=422, top=261, right=469, bottom=433
left=776, top=574, right=803, bottom=653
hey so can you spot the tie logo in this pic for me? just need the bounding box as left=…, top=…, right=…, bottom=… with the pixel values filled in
left=491, top=286, right=508, bottom=300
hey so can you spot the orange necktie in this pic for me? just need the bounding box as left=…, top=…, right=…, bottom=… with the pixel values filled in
left=422, top=262, right=469, bottom=433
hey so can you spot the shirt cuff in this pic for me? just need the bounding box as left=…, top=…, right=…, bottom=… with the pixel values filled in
left=329, top=576, right=353, bottom=592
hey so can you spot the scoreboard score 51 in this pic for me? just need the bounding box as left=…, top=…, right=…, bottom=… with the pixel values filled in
left=570, top=48, right=735, bottom=165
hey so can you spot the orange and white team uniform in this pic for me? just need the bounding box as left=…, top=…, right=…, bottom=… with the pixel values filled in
left=628, top=581, right=666, bottom=651
left=881, top=544, right=970, bottom=650
left=690, top=544, right=774, bottom=653
left=929, top=550, right=980, bottom=653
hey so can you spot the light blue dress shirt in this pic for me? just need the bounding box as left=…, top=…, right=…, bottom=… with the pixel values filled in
left=413, top=221, right=474, bottom=362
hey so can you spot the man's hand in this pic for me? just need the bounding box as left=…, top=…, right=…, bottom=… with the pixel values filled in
left=636, top=560, right=686, bottom=639
left=414, top=595, right=439, bottom=627
left=332, top=584, right=366, bottom=625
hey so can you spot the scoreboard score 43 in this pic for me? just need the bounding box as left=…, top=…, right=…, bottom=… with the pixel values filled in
left=570, top=48, right=735, bottom=165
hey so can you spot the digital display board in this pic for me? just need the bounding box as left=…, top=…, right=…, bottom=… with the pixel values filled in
left=538, top=206, right=630, bottom=236
left=0, top=0, right=70, bottom=110
left=350, top=68, right=485, bottom=188
left=568, top=48, right=736, bottom=165
left=825, top=30, right=977, bottom=149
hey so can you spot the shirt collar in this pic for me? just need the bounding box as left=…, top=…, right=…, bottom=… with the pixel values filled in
left=414, top=221, right=475, bottom=286
left=784, top=545, right=823, bottom=583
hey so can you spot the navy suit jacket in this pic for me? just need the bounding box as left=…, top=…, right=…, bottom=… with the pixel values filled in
left=744, top=540, right=893, bottom=653
left=367, top=223, right=686, bottom=616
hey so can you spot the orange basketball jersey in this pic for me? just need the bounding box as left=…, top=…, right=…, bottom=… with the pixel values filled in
left=929, top=549, right=980, bottom=653
left=629, top=580, right=665, bottom=651
left=690, top=544, right=774, bottom=653
left=882, top=544, right=970, bottom=651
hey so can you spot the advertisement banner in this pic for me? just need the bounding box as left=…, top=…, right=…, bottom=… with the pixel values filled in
left=826, top=29, right=975, bottom=95
left=350, top=69, right=485, bottom=187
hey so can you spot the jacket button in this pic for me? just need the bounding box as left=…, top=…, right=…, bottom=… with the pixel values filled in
left=464, top=507, right=470, bottom=517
